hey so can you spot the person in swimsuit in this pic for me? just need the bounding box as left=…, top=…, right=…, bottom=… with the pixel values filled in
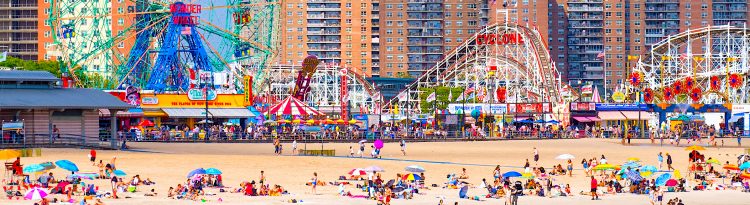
left=311, top=172, right=318, bottom=195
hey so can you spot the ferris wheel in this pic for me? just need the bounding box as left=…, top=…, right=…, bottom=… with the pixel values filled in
left=48, top=0, right=280, bottom=93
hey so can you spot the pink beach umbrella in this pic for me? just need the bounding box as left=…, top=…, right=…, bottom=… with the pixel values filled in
left=374, top=139, right=384, bottom=149
left=24, top=187, right=48, bottom=200
left=348, top=168, right=367, bottom=177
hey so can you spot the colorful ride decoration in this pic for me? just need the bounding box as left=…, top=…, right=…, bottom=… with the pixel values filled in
left=689, top=87, right=702, bottom=102
left=644, top=88, right=654, bottom=103
left=729, top=73, right=743, bottom=88
left=683, top=77, right=695, bottom=89
left=663, top=87, right=674, bottom=101
left=496, top=87, right=507, bottom=103
left=629, top=72, right=642, bottom=86
left=710, top=76, right=721, bottom=90
left=672, top=81, right=684, bottom=95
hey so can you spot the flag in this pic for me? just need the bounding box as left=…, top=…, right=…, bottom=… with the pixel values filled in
left=181, top=26, right=192, bottom=35
left=456, top=92, right=465, bottom=101
left=448, top=90, right=453, bottom=102
left=0, top=51, right=6, bottom=62
left=396, top=92, right=407, bottom=102
left=467, top=93, right=476, bottom=100
left=464, top=85, right=475, bottom=95
left=426, top=92, right=436, bottom=102
left=592, top=85, right=602, bottom=103
left=597, top=52, right=605, bottom=59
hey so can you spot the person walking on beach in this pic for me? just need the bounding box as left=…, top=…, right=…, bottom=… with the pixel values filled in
left=567, top=159, right=573, bottom=177
left=358, top=141, right=365, bottom=157
left=657, top=152, right=664, bottom=170
left=666, top=153, right=673, bottom=171
left=590, top=176, right=599, bottom=200
left=292, top=139, right=297, bottom=155
left=533, top=147, right=539, bottom=166
left=89, top=149, right=96, bottom=165
left=400, top=139, right=406, bottom=156
left=311, top=172, right=318, bottom=195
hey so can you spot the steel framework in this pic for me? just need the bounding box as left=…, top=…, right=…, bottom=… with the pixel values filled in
left=630, top=25, right=750, bottom=104
left=262, top=65, right=381, bottom=114
left=384, top=23, right=565, bottom=113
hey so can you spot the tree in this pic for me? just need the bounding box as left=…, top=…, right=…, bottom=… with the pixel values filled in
left=419, top=86, right=465, bottom=113
left=0, top=56, right=61, bottom=77
left=395, top=72, right=414, bottom=79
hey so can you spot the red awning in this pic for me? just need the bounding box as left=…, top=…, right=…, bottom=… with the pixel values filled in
left=573, top=116, right=591, bottom=122
left=587, top=117, right=601, bottom=122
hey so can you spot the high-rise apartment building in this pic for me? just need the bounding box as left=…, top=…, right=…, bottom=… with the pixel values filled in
left=1, top=0, right=39, bottom=60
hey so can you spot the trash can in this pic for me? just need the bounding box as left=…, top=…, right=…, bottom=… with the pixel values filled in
left=35, top=148, right=42, bottom=157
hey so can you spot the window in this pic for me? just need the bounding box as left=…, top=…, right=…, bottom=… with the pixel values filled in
left=361, top=3, right=367, bottom=8
left=397, top=46, right=403, bottom=51
left=297, top=36, right=303, bottom=40
left=397, top=4, right=403, bottom=8
left=117, top=18, right=124, bottom=26
left=297, top=3, right=303, bottom=8
left=118, top=42, right=125, bottom=48
left=361, top=60, right=367, bottom=65
left=346, top=11, right=352, bottom=16
left=386, top=12, right=392, bottom=17
left=361, top=19, right=367, bottom=24
left=361, top=11, right=367, bottom=16
left=346, top=19, right=352, bottom=24
left=287, top=11, right=292, bottom=16
left=297, top=20, right=302, bottom=24
left=286, top=20, right=292, bottom=24
left=346, top=51, right=352, bottom=57
left=346, top=3, right=351, bottom=8
left=701, top=4, right=707, bottom=9
left=445, top=30, right=451, bottom=34
left=386, top=38, right=393, bottom=42
left=361, top=43, right=368, bottom=48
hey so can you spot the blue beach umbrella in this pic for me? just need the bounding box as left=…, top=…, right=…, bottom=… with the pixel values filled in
left=621, top=162, right=641, bottom=170
left=502, top=171, right=523, bottom=178
left=205, top=168, right=222, bottom=175
left=55, top=160, right=79, bottom=172
left=641, top=165, right=658, bottom=173
left=739, top=162, right=750, bottom=171
left=114, top=170, right=127, bottom=177
left=655, top=173, right=672, bottom=186
left=23, top=164, right=45, bottom=173
left=187, top=168, right=206, bottom=178
left=626, top=171, right=643, bottom=182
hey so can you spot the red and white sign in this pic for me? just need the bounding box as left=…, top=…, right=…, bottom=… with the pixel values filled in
left=476, top=33, right=525, bottom=45
left=570, top=102, right=596, bottom=111
left=506, top=103, right=552, bottom=114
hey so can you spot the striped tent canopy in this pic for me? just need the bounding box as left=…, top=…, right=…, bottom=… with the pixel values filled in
left=265, top=97, right=325, bottom=116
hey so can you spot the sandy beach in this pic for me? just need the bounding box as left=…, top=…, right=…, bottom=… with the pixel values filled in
left=6, top=138, right=749, bottom=205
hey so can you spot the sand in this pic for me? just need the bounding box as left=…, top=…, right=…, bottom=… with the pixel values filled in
left=6, top=138, right=749, bottom=205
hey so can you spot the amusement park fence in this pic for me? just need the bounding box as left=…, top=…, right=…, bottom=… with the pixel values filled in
left=0, top=132, right=120, bottom=149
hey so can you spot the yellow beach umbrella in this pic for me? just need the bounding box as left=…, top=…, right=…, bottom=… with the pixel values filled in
left=348, top=119, right=358, bottom=124
left=673, top=169, right=682, bottom=179
left=336, top=119, right=345, bottom=124
left=292, top=119, right=302, bottom=124
left=306, top=119, right=316, bottom=125
left=325, top=119, right=334, bottom=124
left=684, top=145, right=705, bottom=151
left=640, top=171, right=653, bottom=178
left=706, top=158, right=720, bottom=165
left=0, top=149, right=21, bottom=160
left=593, top=164, right=617, bottom=171
left=627, top=157, right=640, bottom=162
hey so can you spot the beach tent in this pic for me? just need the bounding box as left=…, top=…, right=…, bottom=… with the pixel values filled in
left=265, top=96, right=325, bottom=116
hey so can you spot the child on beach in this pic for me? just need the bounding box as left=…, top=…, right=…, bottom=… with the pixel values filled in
left=400, top=139, right=406, bottom=156
left=292, top=140, right=297, bottom=154
left=533, top=147, right=539, bottom=166
left=311, top=172, right=318, bottom=195
left=358, top=142, right=365, bottom=157
left=350, top=146, right=354, bottom=157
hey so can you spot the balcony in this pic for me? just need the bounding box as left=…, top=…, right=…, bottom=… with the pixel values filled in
left=568, top=0, right=604, bottom=4
left=308, top=46, right=341, bottom=51
left=713, top=14, right=747, bottom=20
left=582, top=74, right=604, bottom=79
left=568, top=15, right=603, bottom=20
left=645, top=13, right=680, bottom=20
left=407, top=6, right=442, bottom=12
left=407, top=31, right=442, bottom=37
left=711, top=0, right=747, bottom=3
left=308, top=39, right=341, bottom=43
left=568, top=40, right=603, bottom=45
left=644, top=0, right=679, bottom=3
left=307, top=23, right=341, bottom=27
left=644, top=6, right=679, bottom=12
left=372, top=38, right=379, bottom=43
left=307, top=30, right=341, bottom=35
left=407, top=0, right=443, bottom=3
left=308, top=0, right=340, bottom=2
left=407, top=14, right=443, bottom=20
left=407, top=41, right=442, bottom=46
left=585, top=66, right=603, bottom=71
left=567, top=6, right=603, bottom=12
left=307, top=6, right=341, bottom=11
left=569, top=22, right=603, bottom=28
left=0, top=37, right=37, bottom=43
left=569, top=32, right=603, bottom=37
left=307, top=14, right=341, bottom=19
left=0, top=3, right=37, bottom=10
left=712, top=6, right=748, bottom=12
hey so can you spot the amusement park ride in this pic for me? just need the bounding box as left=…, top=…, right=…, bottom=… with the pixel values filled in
left=44, top=0, right=749, bottom=120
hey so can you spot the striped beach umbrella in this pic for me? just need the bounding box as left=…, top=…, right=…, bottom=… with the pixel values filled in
left=402, top=173, right=422, bottom=181
left=348, top=168, right=367, bottom=177
left=24, top=187, right=48, bottom=200
left=265, top=97, right=325, bottom=116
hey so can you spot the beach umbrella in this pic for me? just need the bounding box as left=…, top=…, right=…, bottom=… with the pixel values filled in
left=626, top=157, right=640, bottom=162
left=306, top=119, right=316, bottom=125
left=405, top=165, right=425, bottom=173
left=264, top=120, right=277, bottom=125
left=336, top=119, right=346, bottom=124
left=0, top=149, right=21, bottom=160
left=626, top=171, right=643, bottom=181
left=349, top=119, right=358, bottom=124
left=546, top=120, right=560, bottom=124
left=655, top=173, right=672, bottom=186
left=555, top=154, right=575, bottom=160
left=621, top=162, right=641, bottom=170
left=67, top=173, right=95, bottom=180
left=521, top=173, right=535, bottom=179
left=665, top=179, right=678, bottom=187
left=292, top=119, right=302, bottom=124
left=23, top=164, right=45, bottom=173
left=325, top=119, right=334, bottom=124
left=363, top=165, right=385, bottom=172
left=459, top=185, right=469, bottom=198
left=740, top=162, right=750, bottom=171
left=24, top=187, right=48, bottom=200
left=593, top=164, right=616, bottom=171
left=114, top=170, right=127, bottom=177
left=55, top=160, right=79, bottom=172
left=374, top=139, right=384, bottom=149
left=741, top=172, right=750, bottom=180
left=187, top=168, right=206, bottom=178
left=534, top=119, right=545, bottom=123
left=348, top=168, right=367, bottom=176
left=502, top=171, right=523, bottom=178
left=39, top=162, right=56, bottom=170
left=402, top=173, right=422, bottom=181
left=641, top=165, right=658, bottom=173
left=640, top=171, right=654, bottom=178
left=138, top=119, right=154, bottom=127
left=205, top=168, right=222, bottom=175
left=706, top=158, right=721, bottom=165
left=723, top=164, right=740, bottom=171
left=358, top=139, right=367, bottom=144
left=684, top=145, right=705, bottom=151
